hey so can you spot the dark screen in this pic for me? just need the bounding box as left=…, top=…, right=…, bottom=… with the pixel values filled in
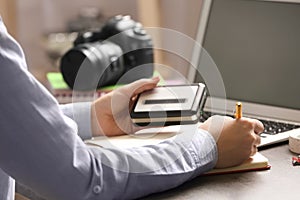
left=195, top=0, right=300, bottom=110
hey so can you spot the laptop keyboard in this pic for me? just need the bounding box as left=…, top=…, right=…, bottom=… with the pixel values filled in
left=200, top=111, right=300, bottom=136
left=259, top=119, right=300, bottom=135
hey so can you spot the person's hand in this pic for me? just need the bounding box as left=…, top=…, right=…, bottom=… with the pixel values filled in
left=91, top=77, right=160, bottom=137
left=199, top=115, right=264, bottom=168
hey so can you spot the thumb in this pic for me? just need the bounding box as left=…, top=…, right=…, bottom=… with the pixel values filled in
left=110, top=77, right=160, bottom=113
left=119, top=77, right=160, bottom=98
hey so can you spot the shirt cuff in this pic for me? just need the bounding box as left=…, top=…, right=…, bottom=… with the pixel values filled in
left=189, top=129, right=218, bottom=175
left=59, top=102, right=92, bottom=140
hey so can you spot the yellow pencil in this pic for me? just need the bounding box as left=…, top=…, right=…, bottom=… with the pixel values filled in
left=235, top=102, right=242, bottom=119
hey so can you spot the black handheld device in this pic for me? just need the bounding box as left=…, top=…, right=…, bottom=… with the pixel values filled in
left=130, top=83, right=207, bottom=126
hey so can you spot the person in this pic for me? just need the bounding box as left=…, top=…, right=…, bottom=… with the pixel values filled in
left=0, top=16, right=263, bottom=200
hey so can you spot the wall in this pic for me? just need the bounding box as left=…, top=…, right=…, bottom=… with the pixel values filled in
left=137, top=0, right=203, bottom=79
left=159, top=0, right=203, bottom=79
left=0, top=0, right=17, bottom=37
left=15, top=0, right=138, bottom=82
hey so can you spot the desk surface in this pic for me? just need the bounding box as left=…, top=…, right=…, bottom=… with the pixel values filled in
left=142, top=143, right=300, bottom=200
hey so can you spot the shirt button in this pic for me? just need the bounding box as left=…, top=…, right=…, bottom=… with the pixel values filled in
left=93, top=185, right=101, bottom=194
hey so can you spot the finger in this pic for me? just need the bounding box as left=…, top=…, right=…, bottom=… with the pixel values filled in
left=120, top=77, right=160, bottom=97
left=242, top=118, right=264, bottom=134
left=131, top=77, right=160, bottom=96
left=253, top=133, right=261, bottom=146
left=112, top=77, right=159, bottom=114
left=129, top=95, right=138, bottom=111
left=130, top=77, right=160, bottom=90
left=250, top=145, right=258, bottom=156
left=253, top=119, right=264, bottom=134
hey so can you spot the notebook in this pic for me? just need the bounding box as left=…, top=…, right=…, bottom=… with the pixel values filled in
left=85, top=126, right=180, bottom=148
left=204, top=152, right=270, bottom=176
left=187, top=0, right=300, bottom=148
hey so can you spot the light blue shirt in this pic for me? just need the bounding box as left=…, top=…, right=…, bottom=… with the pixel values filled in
left=0, top=18, right=218, bottom=200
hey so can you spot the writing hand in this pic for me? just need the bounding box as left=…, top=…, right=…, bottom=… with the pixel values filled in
left=199, top=115, right=264, bottom=168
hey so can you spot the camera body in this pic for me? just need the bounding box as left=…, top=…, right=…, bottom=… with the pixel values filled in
left=60, top=15, right=154, bottom=91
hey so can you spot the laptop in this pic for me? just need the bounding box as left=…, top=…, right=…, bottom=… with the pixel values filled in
left=187, top=0, right=300, bottom=148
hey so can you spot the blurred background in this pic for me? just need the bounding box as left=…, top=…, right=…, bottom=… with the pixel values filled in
left=0, top=0, right=203, bottom=84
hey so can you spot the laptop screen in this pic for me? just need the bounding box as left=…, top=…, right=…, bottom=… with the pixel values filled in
left=192, top=0, right=300, bottom=110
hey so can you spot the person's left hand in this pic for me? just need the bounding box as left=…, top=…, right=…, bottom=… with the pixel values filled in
left=91, top=77, right=160, bottom=137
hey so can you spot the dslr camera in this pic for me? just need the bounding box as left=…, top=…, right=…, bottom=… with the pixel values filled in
left=60, top=15, right=154, bottom=91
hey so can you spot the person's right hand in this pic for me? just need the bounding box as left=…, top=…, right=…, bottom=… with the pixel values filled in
left=199, top=115, right=264, bottom=168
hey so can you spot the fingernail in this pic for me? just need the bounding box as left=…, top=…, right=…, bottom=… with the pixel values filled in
left=152, top=76, right=160, bottom=81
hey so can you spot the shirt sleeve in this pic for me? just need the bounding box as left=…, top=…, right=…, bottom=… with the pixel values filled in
left=59, top=102, right=93, bottom=140
left=0, top=18, right=218, bottom=200
left=0, top=168, right=14, bottom=200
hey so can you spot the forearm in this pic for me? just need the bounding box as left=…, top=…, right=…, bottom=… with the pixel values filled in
left=95, top=129, right=217, bottom=200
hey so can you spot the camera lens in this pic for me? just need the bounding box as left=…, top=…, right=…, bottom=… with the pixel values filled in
left=60, top=41, right=124, bottom=91
left=60, top=15, right=154, bottom=91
